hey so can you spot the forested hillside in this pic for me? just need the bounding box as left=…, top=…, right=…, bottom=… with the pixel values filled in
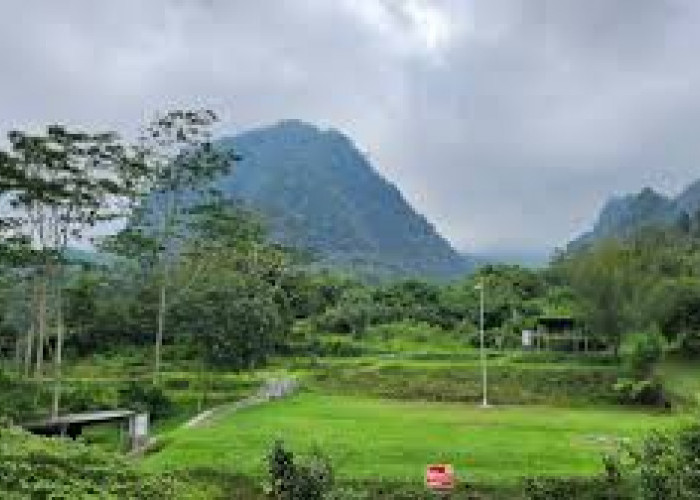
left=209, top=120, right=471, bottom=279
left=571, top=179, right=700, bottom=248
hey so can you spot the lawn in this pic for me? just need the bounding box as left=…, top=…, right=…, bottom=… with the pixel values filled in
left=143, top=392, right=685, bottom=484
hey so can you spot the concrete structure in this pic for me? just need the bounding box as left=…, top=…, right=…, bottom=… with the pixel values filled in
left=24, top=410, right=149, bottom=452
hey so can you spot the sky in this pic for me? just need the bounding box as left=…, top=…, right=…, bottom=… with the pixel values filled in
left=2, top=0, right=700, bottom=258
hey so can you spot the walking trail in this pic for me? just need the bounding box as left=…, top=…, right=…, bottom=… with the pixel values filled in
left=134, top=377, right=298, bottom=455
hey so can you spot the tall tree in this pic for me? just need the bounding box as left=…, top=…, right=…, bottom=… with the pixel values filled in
left=555, top=239, right=635, bottom=355
left=0, top=125, right=146, bottom=416
left=135, top=110, right=234, bottom=381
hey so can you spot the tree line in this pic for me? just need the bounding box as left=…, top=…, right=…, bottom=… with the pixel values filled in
left=2, top=110, right=700, bottom=416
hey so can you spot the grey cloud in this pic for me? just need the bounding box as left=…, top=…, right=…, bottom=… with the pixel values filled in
left=2, top=0, right=700, bottom=257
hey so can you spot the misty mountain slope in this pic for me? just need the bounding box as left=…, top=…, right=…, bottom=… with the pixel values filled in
left=210, top=120, right=471, bottom=278
left=571, top=181, right=700, bottom=248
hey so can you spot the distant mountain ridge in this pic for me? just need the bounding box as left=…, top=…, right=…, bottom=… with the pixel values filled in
left=570, top=179, right=700, bottom=248
left=209, top=120, right=471, bottom=279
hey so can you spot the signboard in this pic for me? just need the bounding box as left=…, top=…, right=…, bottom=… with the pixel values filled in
left=426, top=464, right=455, bottom=492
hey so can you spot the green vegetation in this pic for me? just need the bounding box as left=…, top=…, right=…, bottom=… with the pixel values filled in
left=144, top=392, right=683, bottom=484
left=0, top=426, right=209, bottom=499
left=211, top=120, right=471, bottom=279
left=3, top=111, right=700, bottom=498
left=311, top=359, right=620, bottom=406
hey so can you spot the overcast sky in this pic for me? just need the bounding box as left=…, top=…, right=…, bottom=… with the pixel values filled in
left=2, top=0, right=700, bottom=257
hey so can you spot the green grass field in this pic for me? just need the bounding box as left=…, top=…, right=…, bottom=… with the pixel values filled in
left=144, top=392, right=685, bottom=484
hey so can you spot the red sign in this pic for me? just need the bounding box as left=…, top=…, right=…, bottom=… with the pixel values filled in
left=426, top=464, right=455, bottom=491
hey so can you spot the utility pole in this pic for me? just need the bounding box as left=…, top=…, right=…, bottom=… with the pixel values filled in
left=475, top=279, right=489, bottom=407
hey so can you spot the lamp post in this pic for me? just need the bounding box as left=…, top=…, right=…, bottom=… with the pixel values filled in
left=475, top=279, right=489, bottom=407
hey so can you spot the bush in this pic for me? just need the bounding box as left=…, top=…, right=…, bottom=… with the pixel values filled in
left=0, top=426, right=206, bottom=499
left=524, top=477, right=634, bottom=500
left=612, top=378, right=668, bottom=407
left=627, top=425, right=700, bottom=499
left=63, top=383, right=119, bottom=413
left=0, top=373, right=51, bottom=422
left=523, top=425, right=700, bottom=499
left=622, top=330, right=664, bottom=378
left=678, top=330, right=700, bottom=358
left=266, top=440, right=334, bottom=500
left=119, top=381, right=174, bottom=421
left=287, top=336, right=367, bottom=358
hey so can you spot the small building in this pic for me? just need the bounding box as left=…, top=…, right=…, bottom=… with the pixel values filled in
left=530, top=315, right=592, bottom=352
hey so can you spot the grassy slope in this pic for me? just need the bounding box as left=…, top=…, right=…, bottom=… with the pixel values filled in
left=143, top=392, right=684, bottom=485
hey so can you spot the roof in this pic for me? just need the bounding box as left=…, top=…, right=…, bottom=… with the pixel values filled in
left=26, top=410, right=135, bottom=429
left=536, top=316, right=577, bottom=329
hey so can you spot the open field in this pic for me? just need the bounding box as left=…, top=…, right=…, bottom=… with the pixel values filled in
left=144, top=392, right=685, bottom=485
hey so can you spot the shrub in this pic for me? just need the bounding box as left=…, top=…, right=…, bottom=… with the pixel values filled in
left=622, top=330, right=664, bottom=378
left=523, top=476, right=631, bottom=500
left=0, top=426, right=205, bottom=499
left=612, top=378, right=667, bottom=407
left=63, top=382, right=119, bottom=412
left=119, top=381, right=174, bottom=421
left=0, top=373, right=51, bottom=422
left=678, top=330, right=700, bottom=358
left=266, top=440, right=334, bottom=500
left=627, top=425, right=700, bottom=499
left=523, top=425, right=700, bottom=499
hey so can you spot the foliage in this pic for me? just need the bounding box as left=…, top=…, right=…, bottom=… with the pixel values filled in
left=621, top=330, right=664, bottom=378
left=0, top=425, right=205, bottom=499
left=119, top=381, right=174, bottom=420
left=624, top=425, right=700, bottom=499
left=266, top=440, right=334, bottom=500
left=523, top=473, right=629, bottom=500
left=209, top=120, right=470, bottom=280
left=612, top=378, right=667, bottom=407
left=553, top=240, right=635, bottom=354
left=524, top=425, right=700, bottom=500
left=0, top=372, right=52, bottom=422
left=646, top=278, right=700, bottom=356
left=312, top=362, right=620, bottom=406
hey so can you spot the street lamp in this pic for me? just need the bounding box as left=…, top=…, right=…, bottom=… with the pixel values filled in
left=475, top=279, right=489, bottom=407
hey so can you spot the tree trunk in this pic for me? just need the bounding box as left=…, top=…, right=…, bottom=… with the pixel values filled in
left=35, top=272, right=47, bottom=381
left=155, top=281, right=166, bottom=383
left=52, top=272, right=64, bottom=418
left=24, top=323, right=34, bottom=378
left=24, top=276, right=39, bottom=377
left=14, top=333, right=22, bottom=376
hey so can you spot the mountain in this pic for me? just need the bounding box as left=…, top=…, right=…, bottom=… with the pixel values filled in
left=570, top=180, right=700, bottom=249
left=208, top=120, right=471, bottom=279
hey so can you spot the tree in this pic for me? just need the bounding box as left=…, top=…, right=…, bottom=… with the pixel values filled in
left=556, top=240, right=636, bottom=355
left=173, top=202, right=291, bottom=382
left=647, top=278, right=700, bottom=356
left=135, top=109, right=235, bottom=381
left=0, top=125, right=146, bottom=416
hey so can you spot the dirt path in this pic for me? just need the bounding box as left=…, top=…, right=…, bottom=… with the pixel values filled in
left=133, top=377, right=298, bottom=456
left=184, top=377, right=299, bottom=429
